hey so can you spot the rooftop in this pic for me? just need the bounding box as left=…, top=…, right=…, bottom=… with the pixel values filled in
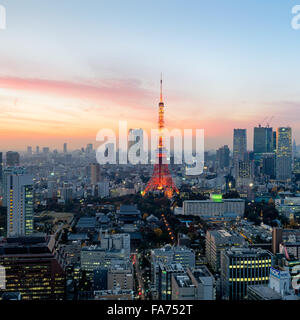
left=174, top=274, right=195, bottom=288
left=247, top=285, right=282, bottom=300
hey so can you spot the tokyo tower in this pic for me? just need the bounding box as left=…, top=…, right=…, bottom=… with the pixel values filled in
left=142, top=77, right=179, bottom=198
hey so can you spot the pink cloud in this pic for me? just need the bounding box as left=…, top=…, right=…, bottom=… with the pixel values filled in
left=0, top=76, right=153, bottom=109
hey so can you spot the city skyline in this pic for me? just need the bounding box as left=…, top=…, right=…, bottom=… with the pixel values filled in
left=1, top=0, right=300, bottom=150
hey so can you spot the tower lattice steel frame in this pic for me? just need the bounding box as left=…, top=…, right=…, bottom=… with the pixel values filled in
left=142, top=77, right=179, bottom=198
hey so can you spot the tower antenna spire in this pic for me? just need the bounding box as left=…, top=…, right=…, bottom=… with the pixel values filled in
left=160, top=73, right=163, bottom=103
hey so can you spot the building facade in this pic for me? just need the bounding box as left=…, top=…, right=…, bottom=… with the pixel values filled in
left=5, top=168, right=33, bottom=237
left=276, top=127, right=292, bottom=181
left=221, top=247, right=273, bottom=300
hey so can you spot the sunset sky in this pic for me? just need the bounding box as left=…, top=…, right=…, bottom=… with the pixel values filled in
left=0, top=0, right=300, bottom=151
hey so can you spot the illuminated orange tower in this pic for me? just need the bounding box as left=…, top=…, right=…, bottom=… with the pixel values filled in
left=142, top=77, right=179, bottom=198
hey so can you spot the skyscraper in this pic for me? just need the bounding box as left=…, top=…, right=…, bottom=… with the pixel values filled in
left=253, top=125, right=273, bottom=154
left=261, top=153, right=276, bottom=179
left=216, top=145, right=230, bottom=169
left=233, top=129, right=247, bottom=163
left=0, top=235, right=65, bottom=300
left=6, top=151, right=20, bottom=167
left=276, top=127, right=292, bottom=181
left=6, top=168, right=34, bottom=237
left=233, top=129, right=247, bottom=179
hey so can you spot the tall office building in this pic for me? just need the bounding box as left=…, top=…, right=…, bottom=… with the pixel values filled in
left=0, top=235, right=65, bottom=300
left=221, top=247, right=273, bottom=300
left=36, top=146, right=40, bottom=154
left=236, top=160, right=254, bottom=187
left=233, top=129, right=247, bottom=179
left=5, top=168, right=34, bottom=237
left=261, top=153, right=276, bottom=179
left=253, top=125, right=273, bottom=154
left=233, top=129, right=247, bottom=163
left=276, top=127, right=292, bottom=181
left=216, top=145, right=230, bottom=169
left=6, top=151, right=20, bottom=167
